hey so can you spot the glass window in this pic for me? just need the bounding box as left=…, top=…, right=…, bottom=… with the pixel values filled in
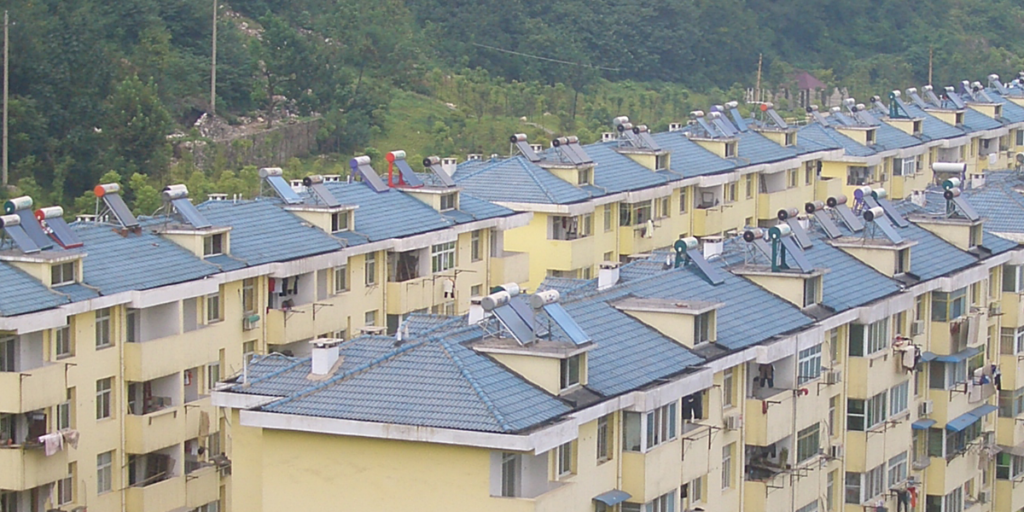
left=560, top=355, right=581, bottom=390
left=931, top=288, right=967, bottom=322
left=604, top=205, right=614, bottom=231
left=847, top=399, right=865, bottom=431
left=556, top=442, right=573, bottom=477
left=55, top=325, right=73, bottom=358
left=867, top=318, right=889, bottom=354
left=796, top=423, right=820, bottom=463
left=887, top=452, right=907, bottom=487
left=866, top=391, right=887, bottom=429
left=722, top=368, right=734, bottom=408
left=679, top=189, right=688, bottom=213
left=431, top=242, right=457, bottom=273
left=745, top=174, right=754, bottom=198
left=798, top=344, right=822, bottom=383
left=803, top=276, right=820, bottom=306
left=206, top=293, right=221, bottom=323
left=440, top=193, right=456, bottom=211
left=51, top=262, right=76, bottom=286
left=57, top=463, right=74, bottom=504
left=645, top=490, right=676, bottom=512
left=500, top=452, right=519, bottom=497
left=623, top=412, right=642, bottom=452
left=331, top=211, right=349, bottom=232
left=694, top=311, right=713, bottom=344
left=645, top=402, right=677, bottom=450
left=97, top=451, right=113, bottom=493
left=471, top=231, right=482, bottom=261
left=364, top=310, right=377, bottom=327
left=365, top=253, right=376, bottom=286
left=242, top=278, right=256, bottom=315
left=96, top=377, right=112, bottom=420
left=721, top=443, right=733, bottom=488
left=95, top=308, right=112, bottom=348
left=207, top=362, right=221, bottom=389
left=57, top=388, right=73, bottom=430
left=998, top=386, right=1024, bottom=418
left=890, top=381, right=909, bottom=416
left=203, top=234, right=223, bottom=257
left=333, top=265, right=348, bottom=294
left=796, top=501, right=818, bottom=512
left=845, top=472, right=862, bottom=504
left=864, top=464, right=885, bottom=500
left=596, top=415, right=611, bottom=462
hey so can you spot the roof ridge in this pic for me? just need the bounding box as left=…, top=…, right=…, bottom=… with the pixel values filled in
left=263, top=339, right=428, bottom=410
left=437, top=340, right=512, bottom=432
left=243, top=354, right=310, bottom=387
left=515, top=157, right=561, bottom=204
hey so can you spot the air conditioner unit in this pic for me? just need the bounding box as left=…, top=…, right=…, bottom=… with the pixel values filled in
left=824, top=370, right=842, bottom=385
left=919, top=400, right=934, bottom=417
left=360, top=326, right=386, bottom=335
left=724, top=414, right=743, bottom=430
left=910, top=320, right=925, bottom=337
left=242, top=314, right=260, bottom=331
left=983, top=431, right=996, bottom=446
left=989, top=302, right=1002, bottom=316
left=830, top=445, right=844, bottom=458
left=979, top=490, right=991, bottom=504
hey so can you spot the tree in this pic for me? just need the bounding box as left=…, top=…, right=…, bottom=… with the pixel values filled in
left=102, top=74, right=173, bottom=177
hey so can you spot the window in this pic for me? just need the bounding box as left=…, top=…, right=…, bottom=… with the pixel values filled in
left=242, top=278, right=256, bottom=315
left=604, top=205, right=614, bottom=231
left=896, top=248, right=910, bottom=274
left=888, top=452, right=908, bottom=487
left=470, top=284, right=482, bottom=297
left=796, top=423, right=820, bottom=463
left=365, top=253, right=376, bottom=286
left=471, top=231, right=482, bottom=261
left=687, top=476, right=704, bottom=505
left=866, top=392, right=887, bottom=429
left=829, top=395, right=838, bottom=436
left=659, top=196, right=671, bottom=218
left=725, top=183, right=737, bottom=203
left=206, top=293, right=221, bottom=323
left=721, top=443, right=734, bottom=488
left=628, top=201, right=653, bottom=226
left=581, top=214, right=593, bottom=237
left=57, top=388, right=73, bottom=430
left=805, top=166, right=814, bottom=186
left=440, top=193, right=457, bottom=211
left=679, top=189, right=688, bottom=213
left=890, top=381, right=909, bottom=416
left=97, top=451, right=113, bottom=494
left=623, top=411, right=642, bottom=452
left=51, top=262, right=76, bottom=286
left=930, top=359, right=969, bottom=390
left=333, top=265, right=348, bottom=294
left=845, top=472, right=862, bottom=504
left=243, top=340, right=256, bottom=363
left=931, top=288, right=967, bottom=322
left=828, top=328, right=840, bottom=363
left=560, top=355, right=581, bottom=390
left=866, top=129, right=876, bottom=145
left=827, top=470, right=836, bottom=511
left=96, top=377, right=112, bottom=420
left=125, top=308, right=139, bottom=343
left=787, top=168, right=798, bottom=188
left=1004, top=265, right=1023, bottom=293
left=646, top=490, right=675, bottom=512
left=943, top=487, right=963, bottom=512
left=57, top=463, right=74, bottom=505
left=596, top=415, right=611, bottom=462
left=745, top=174, right=754, bottom=198
left=916, top=294, right=926, bottom=321
left=207, top=362, right=221, bottom=389
left=722, top=368, right=734, bottom=408
left=0, top=336, right=13, bottom=371
left=798, top=344, right=822, bottom=383
left=864, top=464, right=885, bottom=500
left=645, top=402, right=677, bottom=449
left=364, top=310, right=377, bottom=327
left=431, top=242, right=456, bottom=273
left=556, top=442, right=573, bottom=477
left=796, top=502, right=818, bottom=512
left=577, top=168, right=592, bottom=185
left=694, top=311, right=713, bottom=345
left=95, top=308, right=112, bottom=348
left=330, top=211, right=349, bottom=232
left=997, top=453, right=1024, bottom=480
left=55, top=325, right=73, bottom=358
left=725, top=141, right=736, bottom=158
left=203, top=234, right=224, bottom=257
left=848, top=318, right=888, bottom=357
left=803, top=276, right=820, bottom=307
left=999, top=386, right=1024, bottom=417
left=500, top=453, right=520, bottom=497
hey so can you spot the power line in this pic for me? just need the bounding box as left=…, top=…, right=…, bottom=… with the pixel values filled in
left=470, top=42, right=622, bottom=72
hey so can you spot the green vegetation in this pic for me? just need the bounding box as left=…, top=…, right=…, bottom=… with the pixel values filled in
left=3, top=0, right=1024, bottom=214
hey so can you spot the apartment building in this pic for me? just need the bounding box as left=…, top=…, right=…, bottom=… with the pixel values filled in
left=215, top=180, right=1021, bottom=512
left=0, top=160, right=530, bottom=512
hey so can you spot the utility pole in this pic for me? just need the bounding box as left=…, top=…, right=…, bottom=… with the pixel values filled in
left=3, top=11, right=9, bottom=188
left=755, top=53, right=763, bottom=103
left=210, top=0, right=217, bottom=116
left=928, top=47, right=933, bottom=86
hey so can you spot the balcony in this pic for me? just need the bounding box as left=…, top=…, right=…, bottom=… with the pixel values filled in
left=744, top=387, right=795, bottom=446
left=814, top=177, right=842, bottom=203
left=744, top=475, right=792, bottom=512
left=124, top=326, right=229, bottom=383
left=0, top=443, right=68, bottom=490
left=692, top=205, right=723, bottom=237
left=265, top=307, right=317, bottom=346
left=0, top=363, right=68, bottom=413
left=126, top=399, right=216, bottom=454
left=621, top=440, right=683, bottom=503
left=532, top=236, right=595, bottom=275
left=491, top=251, right=529, bottom=287
left=126, top=474, right=186, bottom=512
left=386, top=275, right=445, bottom=316
left=185, top=465, right=221, bottom=509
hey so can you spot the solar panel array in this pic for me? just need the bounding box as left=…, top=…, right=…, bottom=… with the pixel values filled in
left=492, top=303, right=535, bottom=344
left=729, top=107, right=748, bottom=131
left=785, top=219, right=813, bottom=249
left=349, top=158, right=389, bottom=193
left=953, top=196, right=981, bottom=221
left=37, top=208, right=83, bottom=249
left=423, top=157, right=457, bottom=187
left=14, top=209, right=53, bottom=250
left=872, top=216, right=905, bottom=244
left=766, top=108, right=789, bottom=129
left=874, top=197, right=910, bottom=227
left=267, top=175, right=304, bottom=204
left=0, top=215, right=40, bottom=253
left=566, top=140, right=593, bottom=164
left=779, top=236, right=814, bottom=272
left=686, top=248, right=726, bottom=285
left=394, top=159, right=425, bottom=187
left=171, top=198, right=213, bottom=229
left=636, top=129, right=662, bottom=151
left=543, top=303, right=590, bottom=345
left=835, top=205, right=863, bottom=232
left=103, top=194, right=140, bottom=229
left=514, top=141, right=541, bottom=163
left=814, top=212, right=842, bottom=239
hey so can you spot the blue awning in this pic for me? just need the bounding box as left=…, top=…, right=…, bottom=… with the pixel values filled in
left=970, top=404, right=998, bottom=419
left=912, top=419, right=937, bottom=430
left=594, top=490, right=631, bottom=506
left=946, top=411, right=980, bottom=432
left=920, top=351, right=938, bottom=362
left=934, top=346, right=982, bottom=363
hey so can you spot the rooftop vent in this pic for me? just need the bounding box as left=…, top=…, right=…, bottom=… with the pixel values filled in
left=310, top=338, right=342, bottom=376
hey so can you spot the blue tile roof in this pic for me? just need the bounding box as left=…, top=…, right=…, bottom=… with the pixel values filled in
left=649, top=132, right=736, bottom=178
left=582, top=143, right=671, bottom=193
left=798, top=123, right=875, bottom=158
left=198, top=199, right=345, bottom=266
left=962, top=108, right=1003, bottom=133
left=73, top=223, right=219, bottom=294
left=0, top=262, right=67, bottom=316
left=454, top=156, right=592, bottom=205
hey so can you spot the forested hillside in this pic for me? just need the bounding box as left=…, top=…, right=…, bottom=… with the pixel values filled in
left=3, top=0, right=1024, bottom=210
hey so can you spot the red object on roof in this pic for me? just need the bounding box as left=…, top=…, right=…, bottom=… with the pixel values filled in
left=792, top=71, right=826, bottom=90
